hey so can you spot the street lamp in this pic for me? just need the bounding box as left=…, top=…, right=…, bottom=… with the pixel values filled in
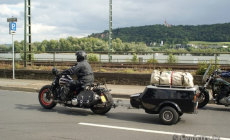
left=7, top=17, right=17, bottom=79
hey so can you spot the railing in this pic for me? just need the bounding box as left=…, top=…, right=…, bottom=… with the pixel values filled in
left=0, top=51, right=230, bottom=71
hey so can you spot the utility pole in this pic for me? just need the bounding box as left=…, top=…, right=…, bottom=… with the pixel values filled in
left=28, top=0, right=32, bottom=64
left=108, top=0, right=112, bottom=62
left=24, top=0, right=27, bottom=67
left=24, top=0, right=32, bottom=67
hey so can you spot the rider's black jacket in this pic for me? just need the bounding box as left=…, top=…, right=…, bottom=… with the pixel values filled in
left=62, top=60, right=94, bottom=86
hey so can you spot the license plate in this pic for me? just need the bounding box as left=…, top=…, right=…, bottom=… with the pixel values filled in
left=101, top=95, right=107, bottom=103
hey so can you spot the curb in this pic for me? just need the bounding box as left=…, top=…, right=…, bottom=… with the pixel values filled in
left=0, top=86, right=39, bottom=93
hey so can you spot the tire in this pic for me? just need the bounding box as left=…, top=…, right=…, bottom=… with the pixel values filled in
left=38, top=85, right=57, bottom=109
left=159, top=107, right=179, bottom=125
left=90, top=106, right=112, bottom=115
left=90, top=92, right=113, bottom=115
left=198, top=89, right=210, bottom=108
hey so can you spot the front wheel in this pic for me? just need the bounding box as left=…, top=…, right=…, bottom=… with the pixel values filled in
left=38, top=85, right=57, bottom=109
left=159, top=107, right=179, bottom=125
left=198, top=88, right=210, bottom=108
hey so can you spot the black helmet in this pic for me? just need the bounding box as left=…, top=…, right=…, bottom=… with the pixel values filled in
left=52, top=67, right=58, bottom=75
left=75, top=50, right=87, bottom=62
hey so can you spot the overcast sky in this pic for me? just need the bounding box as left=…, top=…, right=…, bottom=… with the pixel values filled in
left=0, top=0, right=230, bottom=44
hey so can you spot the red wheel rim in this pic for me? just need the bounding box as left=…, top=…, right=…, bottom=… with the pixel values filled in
left=40, top=89, right=53, bottom=106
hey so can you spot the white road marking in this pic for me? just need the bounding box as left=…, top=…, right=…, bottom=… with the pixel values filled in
left=79, top=122, right=230, bottom=140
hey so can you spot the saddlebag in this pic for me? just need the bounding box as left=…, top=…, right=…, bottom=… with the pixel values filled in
left=76, top=90, right=98, bottom=107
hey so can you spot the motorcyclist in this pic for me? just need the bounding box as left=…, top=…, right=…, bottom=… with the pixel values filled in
left=60, top=50, right=94, bottom=100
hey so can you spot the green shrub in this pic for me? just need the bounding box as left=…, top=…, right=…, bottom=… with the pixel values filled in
left=20, top=51, right=35, bottom=61
left=87, top=53, right=99, bottom=62
left=196, top=61, right=208, bottom=75
left=131, top=53, right=138, bottom=63
left=167, top=53, right=178, bottom=64
left=147, top=58, right=158, bottom=64
left=196, top=60, right=219, bottom=75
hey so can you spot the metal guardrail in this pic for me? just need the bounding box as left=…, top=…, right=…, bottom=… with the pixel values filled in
left=1, top=60, right=230, bottom=71
left=0, top=51, right=230, bottom=70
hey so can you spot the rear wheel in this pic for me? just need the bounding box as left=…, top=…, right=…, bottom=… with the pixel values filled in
left=90, top=92, right=113, bottom=115
left=198, top=89, right=210, bottom=108
left=159, top=107, right=179, bottom=125
left=38, top=85, right=56, bottom=109
left=90, top=105, right=112, bottom=115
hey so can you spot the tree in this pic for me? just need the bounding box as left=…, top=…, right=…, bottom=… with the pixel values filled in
left=133, top=42, right=152, bottom=52
left=47, top=40, right=59, bottom=51
left=123, top=43, right=134, bottom=52
left=0, top=45, right=9, bottom=52
left=14, top=40, right=23, bottom=52
left=112, top=38, right=123, bottom=52
left=59, top=38, right=71, bottom=51
left=89, top=23, right=230, bottom=44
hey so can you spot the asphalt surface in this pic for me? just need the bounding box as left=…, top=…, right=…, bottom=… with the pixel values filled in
left=0, top=90, right=230, bottom=140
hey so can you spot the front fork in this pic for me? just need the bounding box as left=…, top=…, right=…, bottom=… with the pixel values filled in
left=50, top=84, right=59, bottom=100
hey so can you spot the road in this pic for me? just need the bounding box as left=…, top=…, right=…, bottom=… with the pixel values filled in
left=0, top=90, right=230, bottom=140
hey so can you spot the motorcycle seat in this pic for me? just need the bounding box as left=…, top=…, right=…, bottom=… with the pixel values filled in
left=81, top=83, right=94, bottom=89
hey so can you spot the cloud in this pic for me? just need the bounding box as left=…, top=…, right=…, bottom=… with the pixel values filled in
left=112, top=0, right=230, bottom=26
left=32, top=23, right=56, bottom=34
left=0, top=0, right=230, bottom=44
left=0, top=0, right=23, bottom=5
left=0, top=3, right=23, bottom=17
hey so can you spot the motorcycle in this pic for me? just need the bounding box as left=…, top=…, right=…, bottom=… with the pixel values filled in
left=198, top=64, right=230, bottom=108
left=38, top=68, right=114, bottom=114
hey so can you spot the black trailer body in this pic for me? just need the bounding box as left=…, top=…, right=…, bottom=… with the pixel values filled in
left=130, top=85, right=198, bottom=125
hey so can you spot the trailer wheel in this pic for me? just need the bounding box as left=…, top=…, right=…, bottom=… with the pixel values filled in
left=159, top=106, right=179, bottom=125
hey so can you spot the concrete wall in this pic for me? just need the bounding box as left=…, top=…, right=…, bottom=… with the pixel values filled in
left=1, top=69, right=229, bottom=86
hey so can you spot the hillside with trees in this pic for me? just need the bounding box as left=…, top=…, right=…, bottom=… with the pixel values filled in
left=1, top=23, right=230, bottom=54
left=90, top=23, right=230, bottom=45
